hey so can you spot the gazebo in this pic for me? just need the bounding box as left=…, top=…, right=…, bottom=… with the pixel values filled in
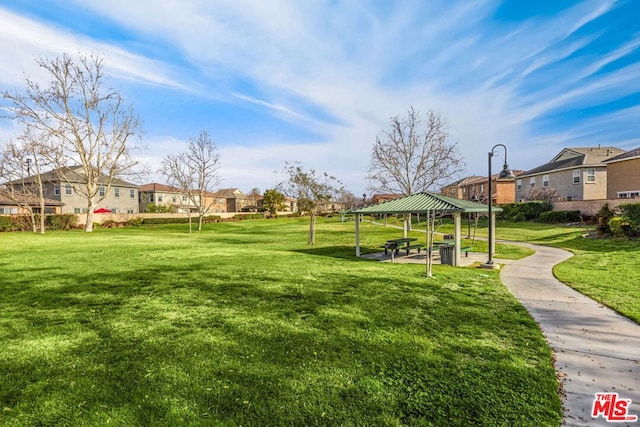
left=350, top=192, right=502, bottom=270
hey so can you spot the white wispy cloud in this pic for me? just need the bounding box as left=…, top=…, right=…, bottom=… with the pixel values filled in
left=0, top=0, right=637, bottom=194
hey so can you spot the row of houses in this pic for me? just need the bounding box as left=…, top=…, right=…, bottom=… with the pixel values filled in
left=0, top=167, right=296, bottom=215
left=441, top=146, right=640, bottom=204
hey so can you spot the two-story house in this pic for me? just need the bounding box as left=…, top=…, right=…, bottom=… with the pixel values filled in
left=6, top=167, right=139, bottom=214
left=0, top=190, right=63, bottom=214
left=440, top=176, right=483, bottom=200
left=515, top=147, right=625, bottom=202
left=464, top=172, right=524, bottom=205
left=603, top=147, right=640, bottom=200
left=216, top=188, right=253, bottom=212
left=138, top=183, right=199, bottom=213
left=202, top=191, right=228, bottom=213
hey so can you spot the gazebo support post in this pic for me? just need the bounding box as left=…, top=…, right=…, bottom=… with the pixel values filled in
left=425, top=209, right=432, bottom=277
left=355, top=214, right=361, bottom=257
left=402, top=215, right=408, bottom=238
left=454, top=212, right=462, bottom=266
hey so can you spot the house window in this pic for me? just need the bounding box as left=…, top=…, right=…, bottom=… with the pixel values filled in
left=65, top=184, right=72, bottom=195
left=1, top=207, right=19, bottom=214
left=130, top=189, right=135, bottom=198
left=573, top=170, right=581, bottom=184
left=586, top=168, right=595, bottom=183
left=516, top=179, right=522, bottom=190
left=530, top=177, right=536, bottom=188
left=158, top=194, right=163, bottom=202
left=480, top=184, right=484, bottom=193
left=566, top=196, right=573, bottom=201
left=74, top=208, right=81, bottom=213
left=114, top=188, right=120, bottom=198
left=182, top=195, right=187, bottom=202
left=172, top=196, right=177, bottom=203
left=542, top=175, right=549, bottom=187
left=149, top=194, right=154, bottom=202
left=618, top=191, right=640, bottom=199
left=54, top=185, right=60, bottom=196
left=99, top=187, right=106, bottom=197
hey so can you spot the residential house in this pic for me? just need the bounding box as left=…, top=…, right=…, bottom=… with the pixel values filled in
left=216, top=188, right=253, bottom=212
left=462, top=171, right=524, bottom=205
left=515, top=147, right=625, bottom=202
left=441, top=176, right=483, bottom=200
left=138, top=183, right=199, bottom=213
left=5, top=167, right=139, bottom=214
left=603, top=147, right=640, bottom=200
left=202, top=191, right=228, bottom=213
left=371, top=194, right=403, bottom=204
left=0, top=190, right=63, bottom=214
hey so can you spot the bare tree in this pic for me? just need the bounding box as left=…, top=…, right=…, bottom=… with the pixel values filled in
left=3, top=53, right=143, bottom=232
left=0, top=131, right=55, bottom=233
left=160, top=130, right=221, bottom=232
left=248, top=187, right=261, bottom=209
left=278, top=161, right=343, bottom=244
left=368, top=107, right=463, bottom=195
left=336, top=190, right=361, bottom=210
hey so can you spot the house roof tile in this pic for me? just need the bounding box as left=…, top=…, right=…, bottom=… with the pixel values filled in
left=603, top=147, right=640, bottom=163
left=520, top=147, right=624, bottom=177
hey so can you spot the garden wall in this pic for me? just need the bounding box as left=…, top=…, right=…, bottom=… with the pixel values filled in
left=552, top=199, right=638, bottom=216
left=78, top=211, right=294, bottom=225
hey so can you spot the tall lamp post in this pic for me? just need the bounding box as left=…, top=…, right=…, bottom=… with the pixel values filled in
left=481, top=144, right=515, bottom=269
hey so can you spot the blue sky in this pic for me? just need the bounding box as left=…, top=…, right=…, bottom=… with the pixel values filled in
left=0, top=0, right=638, bottom=196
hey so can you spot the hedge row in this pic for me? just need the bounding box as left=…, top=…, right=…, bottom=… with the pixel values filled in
left=0, top=214, right=78, bottom=232
left=499, top=201, right=552, bottom=221
left=537, top=210, right=582, bottom=223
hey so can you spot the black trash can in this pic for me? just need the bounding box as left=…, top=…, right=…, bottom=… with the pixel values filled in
left=439, top=244, right=454, bottom=265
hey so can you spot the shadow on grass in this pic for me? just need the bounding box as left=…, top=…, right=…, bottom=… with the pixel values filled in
left=290, top=245, right=367, bottom=260
left=1, top=261, right=562, bottom=425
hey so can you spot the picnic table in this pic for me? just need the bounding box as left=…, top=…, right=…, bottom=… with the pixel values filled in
left=381, top=237, right=422, bottom=256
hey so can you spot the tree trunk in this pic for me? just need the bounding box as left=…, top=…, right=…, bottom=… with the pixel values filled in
left=39, top=185, right=46, bottom=234
left=198, top=212, right=203, bottom=231
left=85, top=201, right=95, bottom=232
left=29, top=210, right=37, bottom=233
left=308, top=214, right=316, bottom=244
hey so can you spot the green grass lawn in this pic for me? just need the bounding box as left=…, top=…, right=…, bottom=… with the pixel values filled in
left=0, top=218, right=562, bottom=426
left=366, top=215, right=639, bottom=322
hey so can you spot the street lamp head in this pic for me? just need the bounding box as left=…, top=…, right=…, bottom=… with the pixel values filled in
left=498, top=163, right=516, bottom=180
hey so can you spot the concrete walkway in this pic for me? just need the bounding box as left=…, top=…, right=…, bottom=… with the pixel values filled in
left=498, top=241, right=640, bottom=426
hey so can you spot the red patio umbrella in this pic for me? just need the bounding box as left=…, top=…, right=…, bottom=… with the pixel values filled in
left=93, top=208, right=113, bottom=213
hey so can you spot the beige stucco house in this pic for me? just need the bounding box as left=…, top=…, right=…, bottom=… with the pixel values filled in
left=0, top=190, right=64, bottom=214
left=515, top=147, right=625, bottom=202
left=138, top=183, right=199, bottom=213
left=603, top=147, right=640, bottom=200
left=6, top=167, right=139, bottom=214
left=216, top=188, right=253, bottom=212
left=440, top=176, right=483, bottom=200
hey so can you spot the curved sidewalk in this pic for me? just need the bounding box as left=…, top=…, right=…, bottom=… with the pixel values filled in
left=498, top=241, right=640, bottom=426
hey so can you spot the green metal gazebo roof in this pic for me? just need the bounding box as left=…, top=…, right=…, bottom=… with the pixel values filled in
left=351, top=192, right=501, bottom=215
